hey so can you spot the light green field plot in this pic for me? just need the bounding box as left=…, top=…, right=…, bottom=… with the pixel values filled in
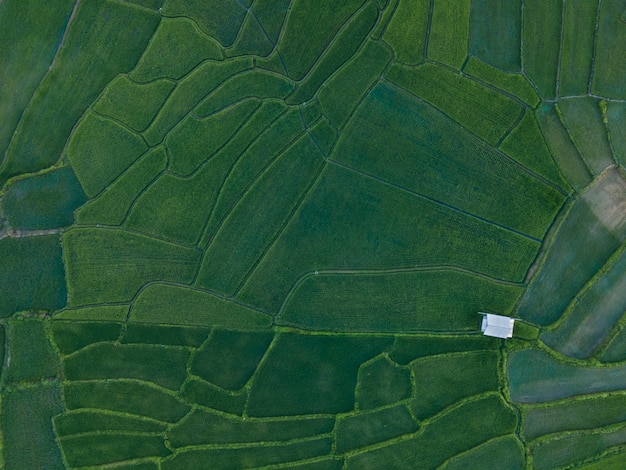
left=427, top=0, right=470, bottom=69
left=387, top=63, right=522, bottom=145
left=355, top=356, right=412, bottom=409
left=442, top=435, right=525, bottom=470
left=130, top=283, right=272, bottom=329
left=131, top=18, right=222, bottom=82
left=346, top=395, right=516, bottom=469
left=508, top=348, right=626, bottom=403
left=592, top=1, right=626, bottom=99
left=63, top=228, right=200, bottom=305
left=333, top=82, right=563, bottom=238
left=530, top=425, right=626, bottom=470
left=277, top=0, right=366, bottom=80
left=68, top=112, right=148, bottom=198
left=522, top=393, right=626, bottom=441
left=167, top=408, right=334, bottom=446
left=75, top=146, right=167, bottom=226
left=0, top=235, right=66, bottom=317
left=286, top=2, right=379, bottom=105
left=181, top=378, right=247, bottom=415
left=162, top=437, right=333, bottom=470
left=318, top=39, right=391, bottom=129
left=515, top=171, right=626, bottom=325
left=53, top=305, right=130, bottom=322
left=409, top=351, right=500, bottom=419
left=122, top=324, right=209, bottom=347
left=51, top=320, right=122, bottom=355
left=605, top=102, right=626, bottom=167
left=336, top=405, right=417, bottom=453
left=522, top=0, right=560, bottom=99
left=63, top=343, right=189, bottom=390
left=246, top=334, right=391, bottom=416
left=54, top=410, right=167, bottom=435
left=558, top=0, right=597, bottom=97
left=0, top=0, right=74, bottom=161
left=535, top=103, right=593, bottom=191
left=190, top=329, right=273, bottom=390
left=64, top=380, right=190, bottom=423
left=557, top=98, right=616, bottom=175
left=5, top=319, right=59, bottom=384
left=166, top=99, right=260, bottom=176
left=463, top=57, right=539, bottom=107
left=382, top=0, right=429, bottom=64
left=499, top=110, right=571, bottom=191
left=578, top=450, right=626, bottom=470
left=3, top=166, right=87, bottom=229
left=390, top=335, right=497, bottom=365
left=542, top=244, right=626, bottom=359
left=93, top=76, right=175, bottom=132
left=226, top=10, right=273, bottom=57
left=280, top=270, right=522, bottom=333
left=1, top=384, right=64, bottom=470
left=0, top=0, right=158, bottom=185
left=469, top=0, right=521, bottom=72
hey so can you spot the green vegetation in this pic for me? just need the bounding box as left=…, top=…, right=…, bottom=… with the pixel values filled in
left=442, top=436, right=525, bottom=470
left=122, top=324, right=209, bottom=347
left=605, top=102, right=626, bottom=168
left=53, top=305, right=130, bottom=322
left=390, top=335, right=497, bottom=365
left=383, top=0, right=429, bottom=64
left=51, top=320, right=122, bottom=355
left=5, top=319, right=59, bottom=383
left=427, top=0, right=470, bottom=69
left=54, top=410, right=167, bottom=435
left=592, top=0, right=626, bottom=99
left=181, top=378, right=247, bottom=415
left=355, top=356, right=412, bottom=409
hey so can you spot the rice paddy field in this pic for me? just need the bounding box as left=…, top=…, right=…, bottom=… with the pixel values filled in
left=1, top=0, right=625, bottom=468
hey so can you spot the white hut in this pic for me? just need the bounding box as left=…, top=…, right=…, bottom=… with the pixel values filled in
left=480, top=313, right=515, bottom=338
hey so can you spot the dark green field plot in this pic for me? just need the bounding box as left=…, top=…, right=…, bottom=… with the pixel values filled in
left=181, top=378, right=247, bottom=415
left=122, top=323, right=209, bottom=347
left=605, top=102, right=626, bottom=168
left=51, top=320, right=122, bottom=355
left=442, top=435, right=525, bottom=470
left=5, top=319, right=60, bottom=384
left=389, top=335, right=497, bottom=365
left=54, top=409, right=167, bottom=436
left=53, top=305, right=130, bottom=322
left=592, top=0, right=626, bottom=99
left=355, top=356, right=413, bottom=409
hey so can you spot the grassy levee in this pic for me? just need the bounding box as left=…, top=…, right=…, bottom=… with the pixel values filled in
left=592, top=1, right=626, bottom=99
left=522, top=393, right=626, bottom=441
left=345, top=395, right=517, bottom=469
left=387, top=63, right=523, bottom=146
left=382, top=0, right=429, bottom=64
left=276, top=0, right=366, bottom=80
left=469, top=0, right=521, bottom=72
left=238, top=165, right=539, bottom=314
left=390, top=335, right=498, bottom=365
left=427, top=0, right=470, bottom=69
left=336, top=405, right=418, bottom=453
left=1, top=383, right=65, bottom=470
left=246, top=334, right=391, bottom=416
left=190, top=330, right=273, bottom=390
left=409, top=351, right=500, bottom=419
left=355, top=356, right=412, bottom=409
left=167, top=99, right=260, bottom=176
left=530, top=424, right=626, bottom=470
left=162, top=0, right=247, bottom=48
left=541, top=243, right=626, bottom=359
left=557, top=98, right=616, bottom=175
left=558, top=0, right=597, bottom=97
left=333, top=82, right=563, bottom=238
left=5, top=319, right=60, bottom=384
left=3, top=166, right=87, bottom=229
left=605, top=102, right=626, bottom=168
left=508, top=348, right=626, bottom=403
left=167, top=408, right=334, bottom=446
left=64, top=380, right=190, bottom=423
left=122, top=324, right=209, bottom=347
left=441, top=435, right=525, bottom=470
left=499, top=111, right=571, bottom=191
left=129, top=283, right=272, bottom=329
left=51, top=320, right=122, bottom=355
left=68, top=112, right=148, bottom=198
left=463, top=57, right=539, bottom=107
left=196, top=135, right=325, bottom=295
left=60, top=433, right=171, bottom=468
left=161, top=437, right=333, bottom=469
left=0, top=0, right=159, bottom=186
left=0, top=0, right=74, bottom=162
left=63, top=228, right=200, bottom=305
left=515, top=168, right=626, bottom=325
left=577, top=450, right=626, bottom=470
left=286, top=2, right=379, bottom=105
left=318, top=40, right=391, bottom=129
left=522, top=0, right=560, bottom=99
left=142, top=57, right=253, bottom=146
left=53, top=305, right=130, bottom=322
left=225, top=11, right=274, bottom=58
left=0, top=235, right=66, bottom=317
left=535, top=103, right=593, bottom=191
left=63, top=343, right=190, bottom=390
left=250, top=0, right=291, bottom=44
left=54, top=409, right=167, bottom=435
left=93, top=77, right=175, bottom=133
left=75, top=146, right=168, bottom=226
left=279, top=270, right=522, bottom=333
left=131, top=18, right=222, bottom=82
left=181, top=378, right=247, bottom=415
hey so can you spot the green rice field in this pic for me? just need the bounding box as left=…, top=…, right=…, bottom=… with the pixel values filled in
left=1, top=0, right=626, bottom=468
